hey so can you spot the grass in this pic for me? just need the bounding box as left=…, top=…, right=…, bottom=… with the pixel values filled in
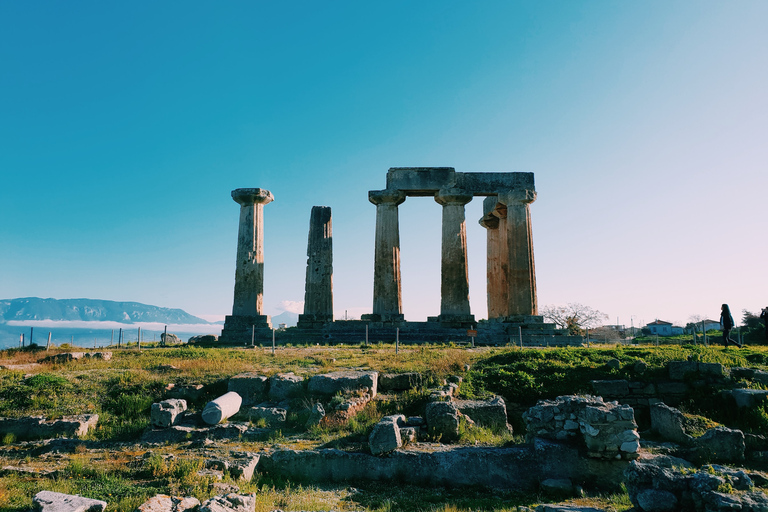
left=0, top=342, right=767, bottom=511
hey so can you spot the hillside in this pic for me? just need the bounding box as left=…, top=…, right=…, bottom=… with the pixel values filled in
left=0, top=297, right=209, bottom=325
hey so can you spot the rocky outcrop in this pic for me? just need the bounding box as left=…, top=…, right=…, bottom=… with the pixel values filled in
left=32, top=491, right=106, bottom=512
left=524, top=395, right=639, bottom=460
left=625, top=460, right=768, bottom=512
left=0, top=414, right=98, bottom=440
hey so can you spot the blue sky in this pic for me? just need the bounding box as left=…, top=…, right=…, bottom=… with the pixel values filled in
left=1, top=1, right=766, bottom=328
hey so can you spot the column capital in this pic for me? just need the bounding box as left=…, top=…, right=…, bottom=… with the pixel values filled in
left=369, top=189, right=406, bottom=206
left=232, top=188, right=274, bottom=206
left=435, top=188, right=473, bottom=206
left=500, top=189, right=536, bottom=205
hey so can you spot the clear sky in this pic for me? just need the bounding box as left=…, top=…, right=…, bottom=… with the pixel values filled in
left=1, top=1, right=766, bottom=329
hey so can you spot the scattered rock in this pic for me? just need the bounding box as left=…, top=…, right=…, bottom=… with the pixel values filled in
left=199, top=493, right=256, bottom=512
left=369, top=415, right=404, bottom=455
left=0, top=414, right=98, bottom=440
left=188, top=335, right=218, bottom=345
left=305, top=403, right=325, bottom=428
left=378, top=372, right=422, bottom=392
left=426, top=401, right=461, bottom=442
left=456, top=396, right=511, bottom=432
left=248, top=406, right=286, bottom=427
left=307, top=371, right=378, bottom=398
left=167, top=384, right=204, bottom=402
left=151, top=399, right=187, bottom=428
left=650, top=403, right=692, bottom=444
left=33, top=491, right=106, bottom=512
left=137, top=495, right=200, bottom=512
left=160, top=333, right=182, bottom=345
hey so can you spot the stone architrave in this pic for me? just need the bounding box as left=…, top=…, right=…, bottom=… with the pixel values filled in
left=479, top=197, right=509, bottom=319
left=435, top=188, right=474, bottom=323
left=368, top=189, right=406, bottom=322
left=297, top=206, right=333, bottom=327
left=231, top=188, right=274, bottom=320
left=499, top=189, right=537, bottom=316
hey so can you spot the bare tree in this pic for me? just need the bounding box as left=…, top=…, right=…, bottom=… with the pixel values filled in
left=541, top=303, right=609, bottom=335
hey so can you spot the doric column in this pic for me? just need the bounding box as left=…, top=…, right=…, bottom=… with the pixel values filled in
left=435, top=188, right=474, bottom=323
left=231, top=188, right=274, bottom=317
left=297, top=206, right=333, bottom=327
left=479, top=197, right=508, bottom=320
left=499, top=189, right=537, bottom=316
left=369, top=189, right=406, bottom=321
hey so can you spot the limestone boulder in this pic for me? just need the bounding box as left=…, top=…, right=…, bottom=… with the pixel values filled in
left=307, top=371, right=378, bottom=398
left=378, top=372, right=422, bottom=392
left=369, top=418, right=402, bottom=455
left=426, top=401, right=461, bottom=442
left=199, top=493, right=256, bottom=512
left=137, top=495, right=200, bottom=512
left=188, top=335, right=218, bottom=345
left=151, top=399, right=187, bottom=428
left=650, top=403, right=692, bottom=445
left=456, top=396, right=510, bottom=432
left=305, top=402, right=325, bottom=428
left=269, top=373, right=304, bottom=401
left=32, top=491, right=106, bottom=512
left=248, top=406, right=286, bottom=427
left=228, top=373, right=269, bottom=405
left=160, top=333, right=182, bottom=345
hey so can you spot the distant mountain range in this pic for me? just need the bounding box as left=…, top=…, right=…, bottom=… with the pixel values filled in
left=271, top=311, right=298, bottom=328
left=0, top=298, right=209, bottom=325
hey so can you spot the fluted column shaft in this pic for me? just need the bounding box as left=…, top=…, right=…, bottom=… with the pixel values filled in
left=500, top=189, right=537, bottom=316
left=480, top=197, right=509, bottom=319
left=370, top=190, right=406, bottom=320
left=435, top=189, right=473, bottom=318
left=231, top=188, right=274, bottom=317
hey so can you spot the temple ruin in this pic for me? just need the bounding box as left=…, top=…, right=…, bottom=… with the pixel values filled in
left=217, top=169, right=580, bottom=346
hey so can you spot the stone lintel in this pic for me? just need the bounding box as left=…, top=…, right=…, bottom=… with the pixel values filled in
left=382, top=168, right=535, bottom=197
left=232, top=188, right=274, bottom=206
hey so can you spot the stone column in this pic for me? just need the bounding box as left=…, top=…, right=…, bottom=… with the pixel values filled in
left=366, top=189, right=406, bottom=322
left=297, top=206, right=333, bottom=328
left=499, top=189, right=537, bottom=317
left=435, top=188, right=474, bottom=325
left=479, top=197, right=508, bottom=320
left=231, top=188, right=273, bottom=320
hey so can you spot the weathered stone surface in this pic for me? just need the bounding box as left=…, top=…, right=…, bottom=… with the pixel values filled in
left=535, top=506, right=608, bottom=512
left=378, top=372, right=422, bottom=392
left=524, top=395, right=638, bottom=460
left=540, top=478, right=573, bottom=494
left=668, top=360, right=698, bottom=381
left=456, top=396, right=510, bottom=432
left=368, top=189, right=406, bottom=321
left=248, top=406, right=286, bottom=426
left=84, top=352, right=112, bottom=361
left=160, top=333, right=182, bottom=345
left=369, top=417, right=402, bottom=455
left=590, top=380, right=628, bottom=397
left=137, top=495, right=200, bottom=512
left=33, top=491, right=106, bottom=512
left=43, top=352, right=85, bottom=363
left=188, top=334, right=218, bottom=345
left=426, top=401, right=461, bottom=442
left=650, top=403, right=692, bottom=445
left=305, top=402, right=325, bottom=428
left=167, top=384, right=204, bottom=401
left=635, top=489, right=678, bottom=512
left=690, top=427, right=745, bottom=464
left=297, top=206, right=333, bottom=326
left=229, top=453, right=260, bottom=481
left=199, top=493, right=256, bottom=512
left=498, top=188, right=537, bottom=316
left=228, top=373, right=269, bottom=405
left=202, top=392, right=242, bottom=425
left=269, top=373, right=304, bottom=401
left=435, top=188, right=473, bottom=321
left=729, top=388, right=768, bottom=408
left=151, top=399, right=187, bottom=428
left=307, top=371, right=378, bottom=398
left=0, top=414, right=98, bottom=439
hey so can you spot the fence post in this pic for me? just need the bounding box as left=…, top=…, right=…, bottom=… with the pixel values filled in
left=396, top=328, right=399, bottom=354
left=365, top=324, right=368, bottom=346
left=47, top=332, right=51, bottom=350
left=251, top=325, right=255, bottom=347
left=272, top=328, right=275, bottom=355
left=138, top=327, right=141, bottom=350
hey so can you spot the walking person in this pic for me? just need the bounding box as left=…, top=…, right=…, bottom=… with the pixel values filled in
left=760, top=307, right=768, bottom=344
left=720, top=303, right=741, bottom=348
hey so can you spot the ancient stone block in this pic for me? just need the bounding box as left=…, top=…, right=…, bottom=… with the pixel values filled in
left=228, top=373, right=269, bottom=406
left=137, top=495, right=200, bottom=512
left=229, top=453, right=260, bottom=481
left=590, top=380, right=629, bottom=397
left=426, top=401, right=461, bottom=442
left=378, top=372, right=422, bottom=392
left=729, top=389, right=768, bottom=408
left=307, top=371, right=377, bottom=398
left=305, top=402, right=325, bottom=428
left=269, top=373, right=304, bottom=401
left=650, top=403, right=692, bottom=445
left=151, top=399, right=187, bottom=428
left=668, top=361, right=697, bottom=381
left=33, top=491, right=107, bottom=512
left=691, top=427, right=745, bottom=464
left=369, top=418, right=402, bottom=455
left=199, top=493, right=256, bottom=512
left=456, top=396, right=510, bottom=432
